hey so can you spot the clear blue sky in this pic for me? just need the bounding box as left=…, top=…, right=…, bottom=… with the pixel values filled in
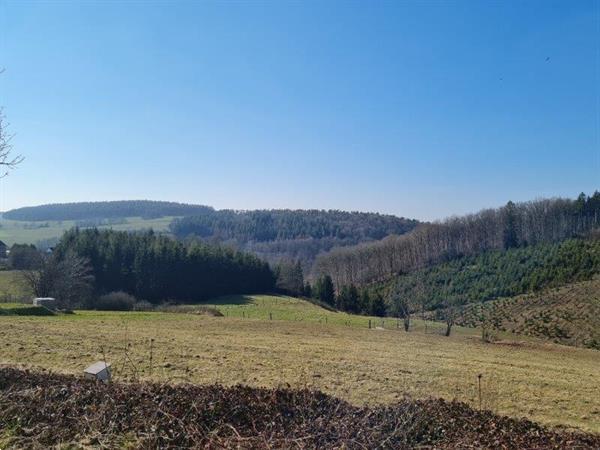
left=0, top=0, right=598, bottom=221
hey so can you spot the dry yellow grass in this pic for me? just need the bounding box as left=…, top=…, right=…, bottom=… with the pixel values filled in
left=1, top=303, right=599, bottom=433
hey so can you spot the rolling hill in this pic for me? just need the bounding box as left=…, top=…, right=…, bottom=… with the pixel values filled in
left=2, top=200, right=213, bottom=221
left=374, top=236, right=600, bottom=311
left=2, top=201, right=420, bottom=269
left=444, top=278, right=600, bottom=349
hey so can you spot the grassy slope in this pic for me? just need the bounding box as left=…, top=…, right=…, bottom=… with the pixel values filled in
left=0, top=216, right=176, bottom=246
left=0, top=271, right=30, bottom=302
left=449, top=278, right=600, bottom=349
left=1, top=295, right=599, bottom=433
left=202, top=294, right=449, bottom=330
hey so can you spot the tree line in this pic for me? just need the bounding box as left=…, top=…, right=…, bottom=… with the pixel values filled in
left=171, top=209, right=418, bottom=243
left=171, top=209, right=418, bottom=272
left=313, top=193, right=600, bottom=290
left=3, top=200, right=214, bottom=221
left=45, top=228, right=275, bottom=305
left=379, top=236, right=600, bottom=312
left=273, top=260, right=387, bottom=317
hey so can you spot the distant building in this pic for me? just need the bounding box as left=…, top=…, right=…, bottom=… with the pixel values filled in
left=33, top=297, right=57, bottom=309
left=0, top=241, right=7, bottom=259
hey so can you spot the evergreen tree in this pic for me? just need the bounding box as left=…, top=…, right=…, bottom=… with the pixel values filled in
left=336, top=284, right=359, bottom=313
left=503, top=200, right=519, bottom=249
left=314, top=274, right=335, bottom=306
left=53, top=228, right=276, bottom=303
left=371, top=294, right=387, bottom=317
left=359, top=289, right=371, bottom=314
left=303, top=282, right=312, bottom=298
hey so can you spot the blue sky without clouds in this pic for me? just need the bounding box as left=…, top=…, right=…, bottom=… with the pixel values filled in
left=0, top=0, right=598, bottom=221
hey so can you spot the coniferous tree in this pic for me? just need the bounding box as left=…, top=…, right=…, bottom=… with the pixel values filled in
left=359, top=289, right=371, bottom=314
left=313, top=274, right=335, bottom=306
left=52, top=228, right=276, bottom=303
left=303, top=282, right=312, bottom=298
left=503, top=201, right=519, bottom=249
left=371, top=294, right=387, bottom=317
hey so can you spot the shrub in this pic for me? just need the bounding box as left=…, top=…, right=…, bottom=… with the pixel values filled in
left=95, top=291, right=136, bottom=311
left=133, top=300, right=154, bottom=311
left=0, top=306, right=55, bottom=316
left=155, top=304, right=223, bottom=316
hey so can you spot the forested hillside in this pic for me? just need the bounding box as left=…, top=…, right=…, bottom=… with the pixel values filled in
left=3, top=200, right=213, bottom=221
left=3, top=202, right=420, bottom=270
left=171, top=209, right=419, bottom=269
left=53, top=229, right=275, bottom=303
left=314, top=193, right=600, bottom=288
left=171, top=209, right=417, bottom=242
left=378, top=237, right=600, bottom=311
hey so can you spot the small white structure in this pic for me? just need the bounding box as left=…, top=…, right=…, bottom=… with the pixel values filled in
left=33, top=297, right=56, bottom=309
left=84, top=361, right=112, bottom=382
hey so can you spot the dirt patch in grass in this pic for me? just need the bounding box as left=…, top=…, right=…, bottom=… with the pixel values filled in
left=1, top=367, right=598, bottom=449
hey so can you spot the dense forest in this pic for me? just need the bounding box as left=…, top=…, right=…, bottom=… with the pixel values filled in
left=171, top=209, right=417, bottom=242
left=314, top=193, right=600, bottom=289
left=53, top=229, right=275, bottom=303
left=3, top=200, right=214, bottom=221
left=172, top=209, right=419, bottom=269
left=4, top=202, right=420, bottom=270
left=375, top=236, right=600, bottom=312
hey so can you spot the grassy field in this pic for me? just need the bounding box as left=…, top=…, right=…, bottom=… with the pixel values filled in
left=202, top=294, right=456, bottom=331
left=0, top=216, right=176, bottom=246
left=0, top=271, right=30, bottom=302
left=1, top=295, right=599, bottom=433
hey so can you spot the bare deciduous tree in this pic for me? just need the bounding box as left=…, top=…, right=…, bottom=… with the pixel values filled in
left=444, top=307, right=456, bottom=337
left=22, top=251, right=94, bottom=308
left=313, top=193, right=600, bottom=290
left=0, top=69, right=24, bottom=177
left=392, top=289, right=412, bottom=332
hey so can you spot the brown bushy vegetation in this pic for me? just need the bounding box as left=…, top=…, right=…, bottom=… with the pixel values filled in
left=1, top=367, right=599, bottom=449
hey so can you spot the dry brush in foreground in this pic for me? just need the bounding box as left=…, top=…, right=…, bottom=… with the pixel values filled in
left=1, top=367, right=599, bottom=449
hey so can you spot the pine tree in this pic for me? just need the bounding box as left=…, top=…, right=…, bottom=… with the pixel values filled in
left=502, top=200, right=519, bottom=249
left=371, top=294, right=387, bottom=317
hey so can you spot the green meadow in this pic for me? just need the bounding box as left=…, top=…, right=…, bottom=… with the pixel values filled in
left=0, top=216, right=176, bottom=246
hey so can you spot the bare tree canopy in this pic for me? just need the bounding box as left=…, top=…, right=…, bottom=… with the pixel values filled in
left=0, top=69, right=24, bottom=177
left=22, top=251, right=94, bottom=309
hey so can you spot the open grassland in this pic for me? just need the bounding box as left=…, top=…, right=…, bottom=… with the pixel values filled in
left=0, top=216, right=176, bottom=246
left=202, top=294, right=456, bottom=331
left=1, top=295, right=599, bottom=433
left=0, top=271, right=30, bottom=302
